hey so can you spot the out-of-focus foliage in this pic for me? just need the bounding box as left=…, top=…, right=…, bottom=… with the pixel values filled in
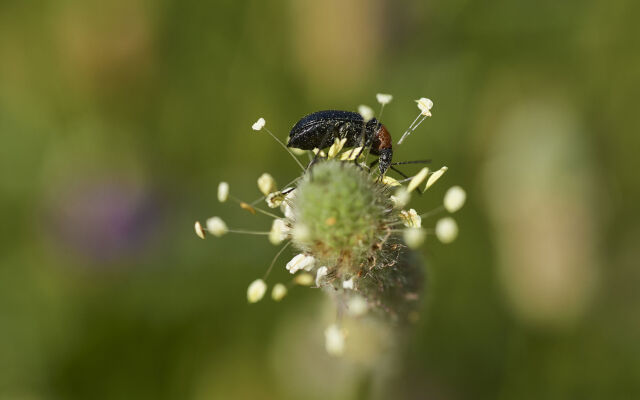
left=0, top=0, right=639, bottom=398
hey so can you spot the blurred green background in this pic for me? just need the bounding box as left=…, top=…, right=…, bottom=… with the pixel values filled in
left=1, top=0, right=639, bottom=398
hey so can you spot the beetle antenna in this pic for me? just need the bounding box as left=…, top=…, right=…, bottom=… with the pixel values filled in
left=391, top=159, right=432, bottom=165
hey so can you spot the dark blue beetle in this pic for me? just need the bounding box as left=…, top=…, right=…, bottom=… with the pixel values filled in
left=287, top=110, right=393, bottom=175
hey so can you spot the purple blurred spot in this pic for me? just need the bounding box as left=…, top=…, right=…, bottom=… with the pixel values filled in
left=50, top=180, right=160, bottom=263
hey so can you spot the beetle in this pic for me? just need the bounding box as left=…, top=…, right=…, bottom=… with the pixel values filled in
left=287, top=110, right=394, bottom=175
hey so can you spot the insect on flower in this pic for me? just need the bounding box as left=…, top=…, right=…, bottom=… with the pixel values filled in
left=287, top=110, right=395, bottom=176
left=287, top=111, right=431, bottom=178
left=193, top=93, right=466, bottom=357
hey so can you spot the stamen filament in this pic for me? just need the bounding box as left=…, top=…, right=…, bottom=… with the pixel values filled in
left=263, top=241, right=291, bottom=279
left=227, top=229, right=270, bottom=235
left=399, top=113, right=429, bottom=145
left=264, top=128, right=306, bottom=171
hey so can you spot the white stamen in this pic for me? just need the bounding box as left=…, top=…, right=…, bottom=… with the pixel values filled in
left=269, top=219, right=289, bottom=245
left=407, top=167, right=429, bottom=192
left=346, top=295, right=368, bottom=317
left=400, top=209, right=422, bottom=228
left=444, top=186, right=466, bottom=213
left=266, top=190, right=287, bottom=208
left=425, top=166, right=448, bottom=190
left=315, top=266, right=329, bottom=287
left=398, top=113, right=423, bottom=144
left=217, top=182, right=229, bottom=202
left=281, top=189, right=296, bottom=219
left=416, top=97, right=434, bottom=116
left=294, top=273, right=314, bottom=286
left=252, top=117, right=266, bottom=131
left=343, top=278, right=354, bottom=289
left=324, top=324, right=346, bottom=356
left=376, top=93, right=393, bottom=105
left=257, top=173, right=277, bottom=196
left=206, top=217, right=228, bottom=237
left=398, top=98, right=433, bottom=144
left=403, top=227, right=426, bottom=249
left=358, top=105, right=375, bottom=122
left=194, top=221, right=206, bottom=239
left=391, top=187, right=411, bottom=208
left=286, top=253, right=315, bottom=274
left=435, top=217, right=458, bottom=243
left=271, top=283, right=287, bottom=301
left=247, top=279, right=267, bottom=303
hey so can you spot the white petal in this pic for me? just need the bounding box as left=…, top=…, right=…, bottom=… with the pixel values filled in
left=435, top=217, right=458, bottom=244
left=407, top=167, right=429, bottom=192
left=324, top=324, right=345, bottom=356
left=315, top=266, right=328, bottom=287
left=286, top=254, right=315, bottom=274
left=271, top=283, right=287, bottom=301
left=257, top=173, right=277, bottom=195
left=206, top=217, right=228, bottom=237
left=425, top=166, right=448, bottom=190
left=252, top=117, right=266, bottom=131
left=376, top=93, right=393, bottom=105
left=358, top=105, right=374, bottom=122
left=269, top=219, right=289, bottom=245
left=403, top=227, right=426, bottom=249
left=217, top=182, right=229, bottom=203
left=444, top=186, right=466, bottom=213
left=281, top=190, right=296, bottom=219
left=247, top=279, right=267, bottom=303
left=342, top=278, right=354, bottom=289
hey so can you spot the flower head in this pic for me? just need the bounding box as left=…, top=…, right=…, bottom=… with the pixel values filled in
left=194, top=93, right=465, bottom=357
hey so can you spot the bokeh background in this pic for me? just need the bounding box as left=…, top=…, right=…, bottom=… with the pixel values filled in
left=1, top=0, right=639, bottom=398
